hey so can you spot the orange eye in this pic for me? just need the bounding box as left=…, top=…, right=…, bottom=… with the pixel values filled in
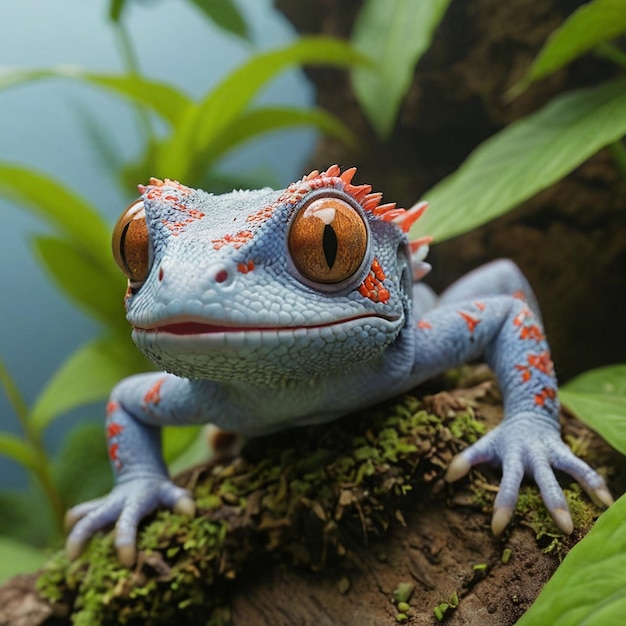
left=288, top=196, right=368, bottom=284
left=112, top=200, right=151, bottom=287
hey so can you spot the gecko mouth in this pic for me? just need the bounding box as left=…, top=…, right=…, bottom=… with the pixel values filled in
left=134, top=314, right=399, bottom=336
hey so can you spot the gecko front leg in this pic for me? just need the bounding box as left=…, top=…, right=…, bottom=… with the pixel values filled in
left=65, top=373, right=212, bottom=565
left=410, top=295, right=612, bottom=535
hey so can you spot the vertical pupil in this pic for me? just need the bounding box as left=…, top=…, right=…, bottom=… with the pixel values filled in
left=322, top=223, right=338, bottom=269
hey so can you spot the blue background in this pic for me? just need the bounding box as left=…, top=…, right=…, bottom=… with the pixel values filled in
left=0, top=0, right=317, bottom=488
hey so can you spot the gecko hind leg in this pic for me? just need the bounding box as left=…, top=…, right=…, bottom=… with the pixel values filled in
left=438, top=259, right=540, bottom=317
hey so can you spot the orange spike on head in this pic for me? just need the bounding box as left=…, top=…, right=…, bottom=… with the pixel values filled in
left=372, top=202, right=397, bottom=216
left=323, top=164, right=341, bottom=178
left=344, top=183, right=373, bottom=203
left=362, top=192, right=383, bottom=212
left=409, top=236, right=434, bottom=252
left=303, top=169, right=319, bottom=181
left=393, top=201, right=428, bottom=233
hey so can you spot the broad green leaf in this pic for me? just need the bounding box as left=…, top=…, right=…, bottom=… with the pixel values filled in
left=0, top=490, right=54, bottom=547
left=415, top=78, right=626, bottom=242
left=560, top=364, right=626, bottom=455
left=0, top=68, right=191, bottom=126
left=199, top=106, right=357, bottom=173
left=0, top=537, right=48, bottom=583
left=158, top=37, right=367, bottom=179
left=163, top=425, right=203, bottom=465
left=517, top=494, right=626, bottom=625
left=52, top=422, right=112, bottom=508
left=0, top=163, right=109, bottom=257
left=30, top=335, right=149, bottom=433
left=351, top=0, right=452, bottom=138
left=0, top=433, right=37, bottom=471
left=0, top=356, right=29, bottom=424
left=188, top=0, right=249, bottom=40
left=511, top=0, right=626, bottom=97
left=76, top=71, right=191, bottom=126
left=168, top=427, right=212, bottom=475
left=32, top=236, right=125, bottom=328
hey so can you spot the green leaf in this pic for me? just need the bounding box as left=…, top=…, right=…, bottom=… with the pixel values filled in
left=416, top=78, right=626, bottom=242
left=0, top=433, right=37, bottom=471
left=163, top=425, right=203, bottom=465
left=30, top=335, right=149, bottom=433
left=0, top=490, right=54, bottom=547
left=157, top=37, right=367, bottom=179
left=351, top=0, right=452, bottom=138
left=0, top=537, right=48, bottom=583
left=32, top=236, right=125, bottom=327
left=0, top=68, right=191, bottom=126
left=0, top=163, right=109, bottom=258
left=511, top=0, right=626, bottom=97
left=168, top=427, right=212, bottom=475
left=200, top=106, right=357, bottom=171
left=52, top=422, right=113, bottom=508
left=517, top=493, right=626, bottom=625
left=560, top=364, right=626, bottom=455
left=187, top=0, right=249, bottom=40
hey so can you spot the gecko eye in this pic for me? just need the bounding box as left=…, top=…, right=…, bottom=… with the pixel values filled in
left=288, top=196, right=368, bottom=285
left=112, top=200, right=152, bottom=288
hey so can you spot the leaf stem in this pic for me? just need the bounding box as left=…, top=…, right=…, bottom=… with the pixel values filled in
left=0, top=357, right=66, bottom=535
left=594, top=42, right=626, bottom=70
left=112, top=18, right=157, bottom=167
left=608, top=139, right=626, bottom=179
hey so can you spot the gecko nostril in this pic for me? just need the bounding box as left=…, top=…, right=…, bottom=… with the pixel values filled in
left=158, top=267, right=164, bottom=282
left=214, top=269, right=229, bottom=284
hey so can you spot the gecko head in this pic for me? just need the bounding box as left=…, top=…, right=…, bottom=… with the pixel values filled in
left=111, top=166, right=429, bottom=386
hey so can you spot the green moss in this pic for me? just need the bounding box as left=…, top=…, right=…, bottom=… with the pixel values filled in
left=33, top=384, right=598, bottom=624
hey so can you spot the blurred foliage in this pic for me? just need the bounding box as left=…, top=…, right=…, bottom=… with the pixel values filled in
left=0, top=0, right=363, bottom=580
left=0, top=3, right=625, bottom=620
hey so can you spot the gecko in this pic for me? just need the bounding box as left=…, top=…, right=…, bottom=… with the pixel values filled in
left=65, top=165, right=612, bottom=565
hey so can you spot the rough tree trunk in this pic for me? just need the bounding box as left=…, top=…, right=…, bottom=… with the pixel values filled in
left=276, top=0, right=626, bottom=381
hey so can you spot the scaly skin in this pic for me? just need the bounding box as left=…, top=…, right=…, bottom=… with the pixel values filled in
left=65, top=166, right=612, bottom=565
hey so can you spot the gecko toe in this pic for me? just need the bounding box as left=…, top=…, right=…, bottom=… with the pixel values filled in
left=551, top=508, right=573, bottom=535
left=491, top=507, right=514, bottom=536
left=65, top=538, right=84, bottom=561
left=592, top=486, right=614, bottom=508
left=444, top=453, right=472, bottom=483
left=117, top=544, right=137, bottom=568
left=174, top=495, right=196, bottom=517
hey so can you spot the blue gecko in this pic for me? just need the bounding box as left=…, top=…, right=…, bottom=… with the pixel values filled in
left=65, top=165, right=612, bottom=565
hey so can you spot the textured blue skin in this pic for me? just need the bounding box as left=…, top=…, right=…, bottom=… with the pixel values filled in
left=65, top=171, right=609, bottom=561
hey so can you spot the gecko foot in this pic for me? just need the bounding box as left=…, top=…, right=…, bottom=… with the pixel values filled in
left=65, top=477, right=195, bottom=566
left=444, top=415, right=612, bottom=535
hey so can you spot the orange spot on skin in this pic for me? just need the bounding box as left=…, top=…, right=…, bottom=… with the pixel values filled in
left=237, top=260, right=255, bottom=274
left=418, top=320, right=432, bottom=330
left=513, top=290, right=526, bottom=300
left=246, top=205, right=274, bottom=223
left=513, top=306, right=532, bottom=327
left=107, top=422, right=124, bottom=439
left=527, top=351, right=554, bottom=375
left=535, top=387, right=556, bottom=406
left=520, top=324, right=545, bottom=342
left=358, top=258, right=389, bottom=304
left=108, top=443, right=120, bottom=463
left=211, top=230, right=254, bottom=250
left=515, top=350, right=555, bottom=383
left=474, top=301, right=486, bottom=312
left=458, top=311, right=481, bottom=334
left=106, top=401, right=120, bottom=415
left=143, top=378, right=165, bottom=407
